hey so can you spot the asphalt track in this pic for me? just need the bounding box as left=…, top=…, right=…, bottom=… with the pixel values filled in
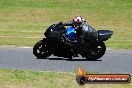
left=0, top=47, right=132, bottom=74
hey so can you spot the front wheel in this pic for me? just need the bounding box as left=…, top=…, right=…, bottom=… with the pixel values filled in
left=84, top=42, right=106, bottom=60
left=33, top=39, right=52, bottom=58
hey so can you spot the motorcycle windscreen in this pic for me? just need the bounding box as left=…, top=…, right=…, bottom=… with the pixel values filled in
left=66, top=27, right=77, bottom=41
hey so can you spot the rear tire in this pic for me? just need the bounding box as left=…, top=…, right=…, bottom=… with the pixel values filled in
left=84, top=42, right=106, bottom=60
left=33, top=39, right=52, bottom=58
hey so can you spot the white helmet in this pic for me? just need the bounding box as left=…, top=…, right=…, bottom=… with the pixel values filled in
left=73, top=16, right=84, bottom=25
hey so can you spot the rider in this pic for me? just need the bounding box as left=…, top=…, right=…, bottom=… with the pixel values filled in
left=55, top=16, right=98, bottom=45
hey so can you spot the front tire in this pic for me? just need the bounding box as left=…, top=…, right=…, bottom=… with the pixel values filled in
left=33, top=39, right=52, bottom=58
left=84, top=42, right=106, bottom=60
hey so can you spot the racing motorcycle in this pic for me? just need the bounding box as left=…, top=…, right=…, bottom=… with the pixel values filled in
left=33, top=22, right=113, bottom=60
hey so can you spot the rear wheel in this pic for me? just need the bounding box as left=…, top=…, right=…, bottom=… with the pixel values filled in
left=33, top=39, right=52, bottom=58
left=84, top=42, right=106, bottom=60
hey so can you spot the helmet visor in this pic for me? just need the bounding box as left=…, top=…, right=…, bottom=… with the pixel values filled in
left=73, top=22, right=82, bottom=26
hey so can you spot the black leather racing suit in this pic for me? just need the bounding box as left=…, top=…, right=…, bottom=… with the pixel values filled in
left=54, top=21, right=98, bottom=44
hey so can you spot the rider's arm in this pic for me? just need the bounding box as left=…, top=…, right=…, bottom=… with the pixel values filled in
left=54, top=21, right=73, bottom=30
left=63, top=21, right=73, bottom=26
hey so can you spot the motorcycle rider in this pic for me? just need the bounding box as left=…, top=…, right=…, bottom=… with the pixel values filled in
left=55, top=16, right=98, bottom=45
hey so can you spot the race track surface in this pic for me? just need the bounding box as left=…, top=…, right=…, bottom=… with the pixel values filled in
left=0, top=47, right=132, bottom=74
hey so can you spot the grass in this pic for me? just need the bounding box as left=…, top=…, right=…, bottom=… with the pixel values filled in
left=0, top=1, right=131, bottom=87
left=0, top=69, right=131, bottom=88
left=0, top=0, right=131, bottom=49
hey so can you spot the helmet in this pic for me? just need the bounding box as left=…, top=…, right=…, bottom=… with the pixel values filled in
left=73, top=16, right=84, bottom=26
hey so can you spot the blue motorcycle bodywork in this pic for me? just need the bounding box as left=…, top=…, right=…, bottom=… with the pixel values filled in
left=65, top=27, right=77, bottom=41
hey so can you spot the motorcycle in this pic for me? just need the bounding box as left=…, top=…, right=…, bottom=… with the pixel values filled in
left=33, top=22, right=113, bottom=60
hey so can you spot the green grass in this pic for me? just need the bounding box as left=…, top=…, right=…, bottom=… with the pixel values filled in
left=0, top=0, right=131, bottom=49
left=0, top=69, right=131, bottom=88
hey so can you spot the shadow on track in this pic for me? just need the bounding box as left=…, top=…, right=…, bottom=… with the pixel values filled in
left=36, top=57, right=102, bottom=61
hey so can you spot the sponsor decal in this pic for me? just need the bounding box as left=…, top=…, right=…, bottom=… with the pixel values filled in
left=76, top=67, right=131, bottom=85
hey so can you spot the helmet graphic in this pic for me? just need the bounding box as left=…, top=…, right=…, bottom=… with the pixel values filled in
left=73, top=16, right=84, bottom=26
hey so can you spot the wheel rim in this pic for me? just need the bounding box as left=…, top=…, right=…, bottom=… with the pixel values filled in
left=36, top=44, right=49, bottom=55
left=84, top=42, right=106, bottom=60
left=89, top=45, right=103, bottom=56
left=33, top=40, right=51, bottom=58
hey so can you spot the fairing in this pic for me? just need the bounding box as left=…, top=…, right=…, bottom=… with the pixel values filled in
left=97, top=30, right=113, bottom=41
